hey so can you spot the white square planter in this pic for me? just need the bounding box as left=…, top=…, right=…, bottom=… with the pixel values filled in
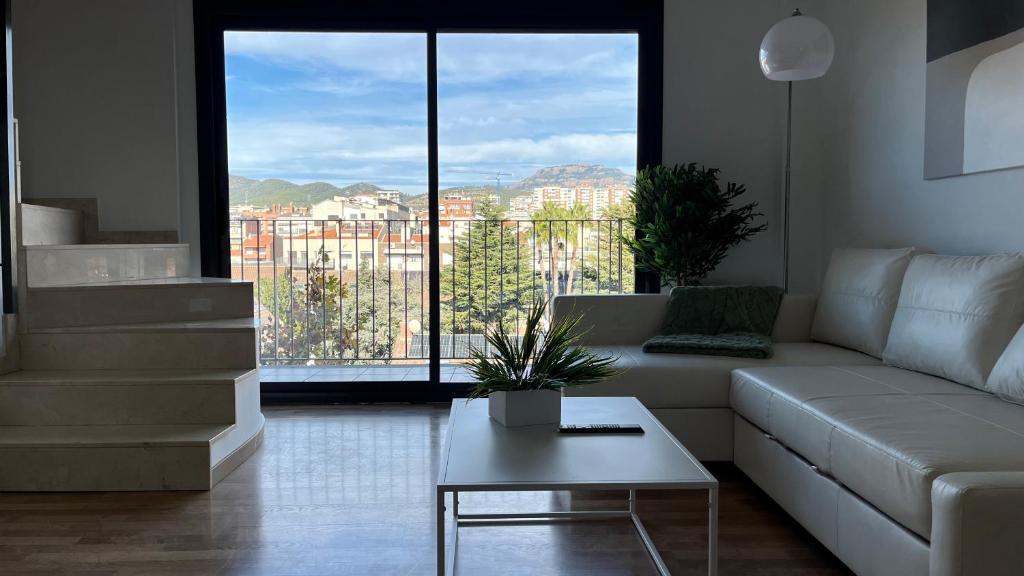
left=488, top=389, right=562, bottom=427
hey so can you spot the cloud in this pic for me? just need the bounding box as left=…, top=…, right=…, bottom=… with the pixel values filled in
left=224, top=31, right=637, bottom=84
left=227, top=117, right=634, bottom=185
left=224, top=32, right=427, bottom=82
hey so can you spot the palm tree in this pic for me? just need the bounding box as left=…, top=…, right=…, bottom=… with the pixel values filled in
left=531, top=202, right=590, bottom=299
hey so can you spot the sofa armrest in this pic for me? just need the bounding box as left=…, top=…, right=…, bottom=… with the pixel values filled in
left=931, top=472, right=1024, bottom=576
left=771, top=293, right=817, bottom=343
left=551, top=294, right=668, bottom=346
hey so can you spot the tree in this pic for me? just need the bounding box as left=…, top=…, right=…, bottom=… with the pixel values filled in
left=341, top=254, right=409, bottom=362
left=581, top=201, right=635, bottom=294
left=256, top=247, right=345, bottom=365
left=532, top=201, right=590, bottom=299
left=440, top=198, right=537, bottom=342
left=625, top=164, right=765, bottom=287
left=255, top=244, right=421, bottom=364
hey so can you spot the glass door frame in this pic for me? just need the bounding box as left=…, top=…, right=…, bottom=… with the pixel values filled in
left=194, top=0, right=663, bottom=402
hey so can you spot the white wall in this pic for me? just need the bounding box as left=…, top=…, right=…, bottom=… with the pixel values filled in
left=808, top=0, right=1024, bottom=268
left=11, top=0, right=200, bottom=273
left=11, top=0, right=801, bottom=284
left=663, top=0, right=800, bottom=289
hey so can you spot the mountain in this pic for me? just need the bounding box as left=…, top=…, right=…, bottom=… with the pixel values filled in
left=514, top=164, right=634, bottom=190
left=229, top=176, right=382, bottom=207
left=230, top=164, right=632, bottom=209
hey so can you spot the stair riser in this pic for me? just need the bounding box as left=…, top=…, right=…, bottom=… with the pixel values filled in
left=21, top=331, right=258, bottom=370
left=0, top=446, right=212, bottom=491
left=25, top=283, right=254, bottom=329
left=25, top=244, right=189, bottom=287
left=20, top=204, right=84, bottom=246
left=0, top=384, right=236, bottom=426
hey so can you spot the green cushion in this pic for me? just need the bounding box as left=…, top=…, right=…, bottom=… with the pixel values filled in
left=643, top=285, right=783, bottom=358
left=642, top=332, right=774, bottom=359
left=660, top=285, right=784, bottom=336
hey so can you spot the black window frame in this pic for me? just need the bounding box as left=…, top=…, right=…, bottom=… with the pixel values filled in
left=194, top=0, right=663, bottom=401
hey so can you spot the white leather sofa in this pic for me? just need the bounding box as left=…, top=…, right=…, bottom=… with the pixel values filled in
left=555, top=249, right=1024, bottom=576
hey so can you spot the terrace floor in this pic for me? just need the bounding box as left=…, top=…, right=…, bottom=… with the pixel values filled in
left=260, top=364, right=476, bottom=383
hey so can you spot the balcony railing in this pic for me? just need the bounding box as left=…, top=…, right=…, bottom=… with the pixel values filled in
left=231, top=218, right=634, bottom=365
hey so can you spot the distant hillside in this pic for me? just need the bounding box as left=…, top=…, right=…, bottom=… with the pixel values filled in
left=230, top=164, right=632, bottom=209
left=404, top=185, right=528, bottom=213
left=229, top=176, right=382, bottom=207
left=514, top=164, right=634, bottom=190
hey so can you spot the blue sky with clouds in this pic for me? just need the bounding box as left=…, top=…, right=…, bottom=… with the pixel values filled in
left=224, top=32, right=638, bottom=194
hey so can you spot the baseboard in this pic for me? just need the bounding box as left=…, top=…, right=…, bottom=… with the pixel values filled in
left=211, top=414, right=265, bottom=486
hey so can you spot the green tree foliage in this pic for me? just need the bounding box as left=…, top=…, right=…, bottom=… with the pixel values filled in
left=581, top=201, right=635, bottom=294
left=257, top=247, right=344, bottom=364
left=257, top=245, right=420, bottom=364
left=531, top=201, right=591, bottom=299
left=625, top=164, right=765, bottom=287
left=440, top=198, right=537, bottom=338
left=342, top=253, right=421, bottom=362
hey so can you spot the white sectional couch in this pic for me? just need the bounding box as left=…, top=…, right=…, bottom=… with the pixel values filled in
left=555, top=249, right=1024, bottom=576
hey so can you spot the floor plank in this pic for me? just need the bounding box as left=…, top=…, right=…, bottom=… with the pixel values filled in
left=0, top=404, right=851, bottom=575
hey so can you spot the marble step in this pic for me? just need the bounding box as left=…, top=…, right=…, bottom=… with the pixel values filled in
left=0, top=369, right=256, bottom=425
left=25, top=277, right=254, bottom=329
left=21, top=319, right=259, bottom=370
left=19, top=203, right=84, bottom=246
left=24, top=243, right=189, bottom=287
left=0, top=423, right=231, bottom=491
left=0, top=368, right=264, bottom=491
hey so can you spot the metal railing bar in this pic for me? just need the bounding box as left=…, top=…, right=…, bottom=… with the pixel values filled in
left=483, top=219, right=488, bottom=355
left=373, top=220, right=380, bottom=359
left=387, top=220, right=393, bottom=361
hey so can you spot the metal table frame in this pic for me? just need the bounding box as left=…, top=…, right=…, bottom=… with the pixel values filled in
left=435, top=398, right=719, bottom=576
left=436, top=481, right=718, bottom=576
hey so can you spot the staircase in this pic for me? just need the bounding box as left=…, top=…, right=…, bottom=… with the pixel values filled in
left=0, top=202, right=264, bottom=491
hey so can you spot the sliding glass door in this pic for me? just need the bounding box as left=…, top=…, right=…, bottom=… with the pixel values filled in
left=194, top=0, right=662, bottom=400
left=224, top=32, right=433, bottom=385
left=436, top=33, right=638, bottom=381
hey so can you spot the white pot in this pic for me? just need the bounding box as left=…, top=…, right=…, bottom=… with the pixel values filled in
left=488, top=389, right=561, bottom=427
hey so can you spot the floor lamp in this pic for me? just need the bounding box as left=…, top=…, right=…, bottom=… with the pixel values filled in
left=759, top=9, right=835, bottom=292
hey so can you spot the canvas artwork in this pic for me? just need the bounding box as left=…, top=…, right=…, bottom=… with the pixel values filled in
left=925, top=0, right=1024, bottom=179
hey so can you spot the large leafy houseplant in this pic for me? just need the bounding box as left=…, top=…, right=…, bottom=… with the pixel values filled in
left=624, top=163, right=766, bottom=287
left=468, top=298, right=618, bottom=426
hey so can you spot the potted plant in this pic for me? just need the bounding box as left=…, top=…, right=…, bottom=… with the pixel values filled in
left=468, top=298, right=619, bottom=427
left=624, top=163, right=766, bottom=287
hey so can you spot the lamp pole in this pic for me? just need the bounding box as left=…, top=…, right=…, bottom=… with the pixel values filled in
left=759, top=7, right=834, bottom=293
left=784, top=80, right=792, bottom=293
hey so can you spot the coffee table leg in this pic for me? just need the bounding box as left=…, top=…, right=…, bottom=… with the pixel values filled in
left=708, top=487, right=719, bottom=576
left=436, top=487, right=445, bottom=576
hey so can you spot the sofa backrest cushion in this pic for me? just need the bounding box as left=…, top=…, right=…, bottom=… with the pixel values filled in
left=811, top=247, right=927, bottom=357
left=883, top=254, right=1024, bottom=390
left=987, top=323, right=1024, bottom=403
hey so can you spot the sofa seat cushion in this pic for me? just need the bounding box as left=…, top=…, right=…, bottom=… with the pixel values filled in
left=567, top=343, right=879, bottom=409
left=732, top=366, right=1024, bottom=540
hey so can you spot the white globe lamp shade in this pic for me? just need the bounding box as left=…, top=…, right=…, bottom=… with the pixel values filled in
left=759, top=10, right=835, bottom=81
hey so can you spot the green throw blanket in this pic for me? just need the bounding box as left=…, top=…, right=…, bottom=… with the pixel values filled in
left=643, top=285, right=784, bottom=358
left=642, top=332, right=774, bottom=359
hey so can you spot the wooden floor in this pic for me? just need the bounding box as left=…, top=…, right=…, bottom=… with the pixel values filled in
left=0, top=405, right=852, bottom=575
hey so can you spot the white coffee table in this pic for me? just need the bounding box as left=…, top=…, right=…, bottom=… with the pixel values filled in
left=436, top=396, right=718, bottom=576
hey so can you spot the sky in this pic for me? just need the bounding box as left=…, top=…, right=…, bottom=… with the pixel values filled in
left=224, top=32, right=639, bottom=194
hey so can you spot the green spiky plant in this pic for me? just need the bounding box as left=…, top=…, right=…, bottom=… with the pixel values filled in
left=624, top=163, right=766, bottom=287
left=467, top=298, right=620, bottom=400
